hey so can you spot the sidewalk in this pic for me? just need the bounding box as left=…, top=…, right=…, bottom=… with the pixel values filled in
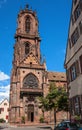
left=0, top=122, right=55, bottom=130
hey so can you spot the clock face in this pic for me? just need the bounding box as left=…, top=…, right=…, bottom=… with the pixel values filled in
left=23, top=73, right=38, bottom=88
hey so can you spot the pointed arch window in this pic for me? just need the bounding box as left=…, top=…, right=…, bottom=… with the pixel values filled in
left=25, top=42, right=30, bottom=55
left=25, top=16, right=30, bottom=33
left=23, top=73, right=38, bottom=88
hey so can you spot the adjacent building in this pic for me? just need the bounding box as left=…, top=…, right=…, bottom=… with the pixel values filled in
left=48, top=72, right=68, bottom=122
left=65, top=0, right=82, bottom=120
left=9, top=5, right=67, bottom=124
left=0, top=99, right=9, bottom=122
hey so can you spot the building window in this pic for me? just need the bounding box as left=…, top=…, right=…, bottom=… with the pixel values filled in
left=25, top=16, right=30, bottom=33
left=6, top=115, right=8, bottom=119
left=0, top=108, right=1, bottom=114
left=1, top=108, right=4, bottom=112
left=25, top=42, right=30, bottom=55
left=75, top=60, right=80, bottom=76
left=80, top=0, right=82, bottom=11
left=69, top=38, right=72, bottom=49
left=23, top=73, right=39, bottom=88
left=71, top=27, right=79, bottom=46
left=75, top=97, right=80, bottom=115
left=66, top=69, right=71, bottom=83
left=79, top=55, right=82, bottom=73
left=70, top=63, right=76, bottom=81
left=73, top=0, right=77, bottom=5
left=4, top=103, right=7, bottom=106
left=71, top=14, right=75, bottom=25
left=7, top=108, right=9, bottom=112
left=70, top=99, right=73, bottom=115
left=79, top=20, right=82, bottom=34
left=74, top=3, right=81, bottom=21
left=67, top=61, right=79, bottom=83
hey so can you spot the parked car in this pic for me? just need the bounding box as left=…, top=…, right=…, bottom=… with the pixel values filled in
left=54, top=120, right=80, bottom=130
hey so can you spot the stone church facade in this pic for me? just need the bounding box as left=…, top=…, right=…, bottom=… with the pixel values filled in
left=9, top=6, right=67, bottom=124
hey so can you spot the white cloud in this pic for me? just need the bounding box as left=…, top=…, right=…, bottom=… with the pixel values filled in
left=0, top=71, right=10, bottom=81
left=0, top=85, right=10, bottom=103
left=0, top=71, right=10, bottom=102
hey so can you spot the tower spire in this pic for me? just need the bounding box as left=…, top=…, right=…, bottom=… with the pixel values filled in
left=25, top=4, right=29, bottom=9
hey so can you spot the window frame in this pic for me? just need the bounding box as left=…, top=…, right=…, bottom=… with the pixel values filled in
left=73, top=0, right=77, bottom=5
left=25, top=42, right=30, bottom=55
left=74, top=3, right=81, bottom=22
left=70, top=63, right=77, bottom=81
left=23, top=73, right=39, bottom=88
left=79, top=20, right=82, bottom=34
left=71, top=27, right=79, bottom=46
left=25, top=16, right=30, bottom=33
left=74, top=96, right=80, bottom=115
left=79, top=55, right=82, bottom=73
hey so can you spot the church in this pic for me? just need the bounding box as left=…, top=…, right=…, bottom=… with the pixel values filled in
left=9, top=5, right=67, bottom=124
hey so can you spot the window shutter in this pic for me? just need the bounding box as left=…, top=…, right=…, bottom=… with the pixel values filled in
left=66, top=69, right=69, bottom=84
left=73, top=0, right=77, bottom=5
left=75, top=60, right=79, bottom=76
left=71, top=14, right=75, bottom=25
left=69, top=99, right=72, bottom=114
left=79, top=20, right=82, bottom=34
left=79, top=55, right=82, bottom=73
left=69, top=38, right=71, bottom=49
left=80, top=0, right=82, bottom=11
left=70, top=67, right=72, bottom=82
left=73, top=97, right=75, bottom=114
left=66, top=69, right=71, bottom=83
left=78, top=96, right=81, bottom=113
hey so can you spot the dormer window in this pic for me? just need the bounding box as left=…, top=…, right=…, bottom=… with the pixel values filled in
left=25, top=16, right=30, bottom=33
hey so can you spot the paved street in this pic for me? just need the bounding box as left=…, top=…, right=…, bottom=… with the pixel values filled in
left=0, top=126, right=52, bottom=130
left=0, top=123, right=52, bottom=130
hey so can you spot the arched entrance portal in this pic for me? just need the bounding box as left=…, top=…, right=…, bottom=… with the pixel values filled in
left=28, top=104, right=34, bottom=122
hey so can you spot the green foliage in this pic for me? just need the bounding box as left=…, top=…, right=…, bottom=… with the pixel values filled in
left=39, top=116, right=44, bottom=123
left=38, top=83, right=68, bottom=125
left=38, top=96, right=49, bottom=112
left=38, top=83, right=68, bottom=113
left=21, top=116, right=25, bottom=124
left=47, top=83, right=68, bottom=112
left=74, top=115, right=80, bottom=121
left=46, top=83, right=68, bottom=125
left=0, top=118, right=6, bottom=123
left=57, top=89, right=68, bottom=111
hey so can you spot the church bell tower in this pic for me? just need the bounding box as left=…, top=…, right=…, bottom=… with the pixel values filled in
left=9, top=5, right=47, bottom=124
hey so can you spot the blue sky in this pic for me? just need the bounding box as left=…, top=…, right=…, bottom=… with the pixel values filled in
left=0, top=0, right=72, bottom=102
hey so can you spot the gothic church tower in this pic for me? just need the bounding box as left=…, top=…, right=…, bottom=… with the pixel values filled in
left=9, top=5, right=47, bottom=123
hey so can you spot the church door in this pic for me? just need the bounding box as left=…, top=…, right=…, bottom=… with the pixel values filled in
left=28, top=104, right=34, bottom=122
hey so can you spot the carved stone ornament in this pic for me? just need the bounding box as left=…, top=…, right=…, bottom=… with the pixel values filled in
left=23, top=73, right=38, bottom=88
